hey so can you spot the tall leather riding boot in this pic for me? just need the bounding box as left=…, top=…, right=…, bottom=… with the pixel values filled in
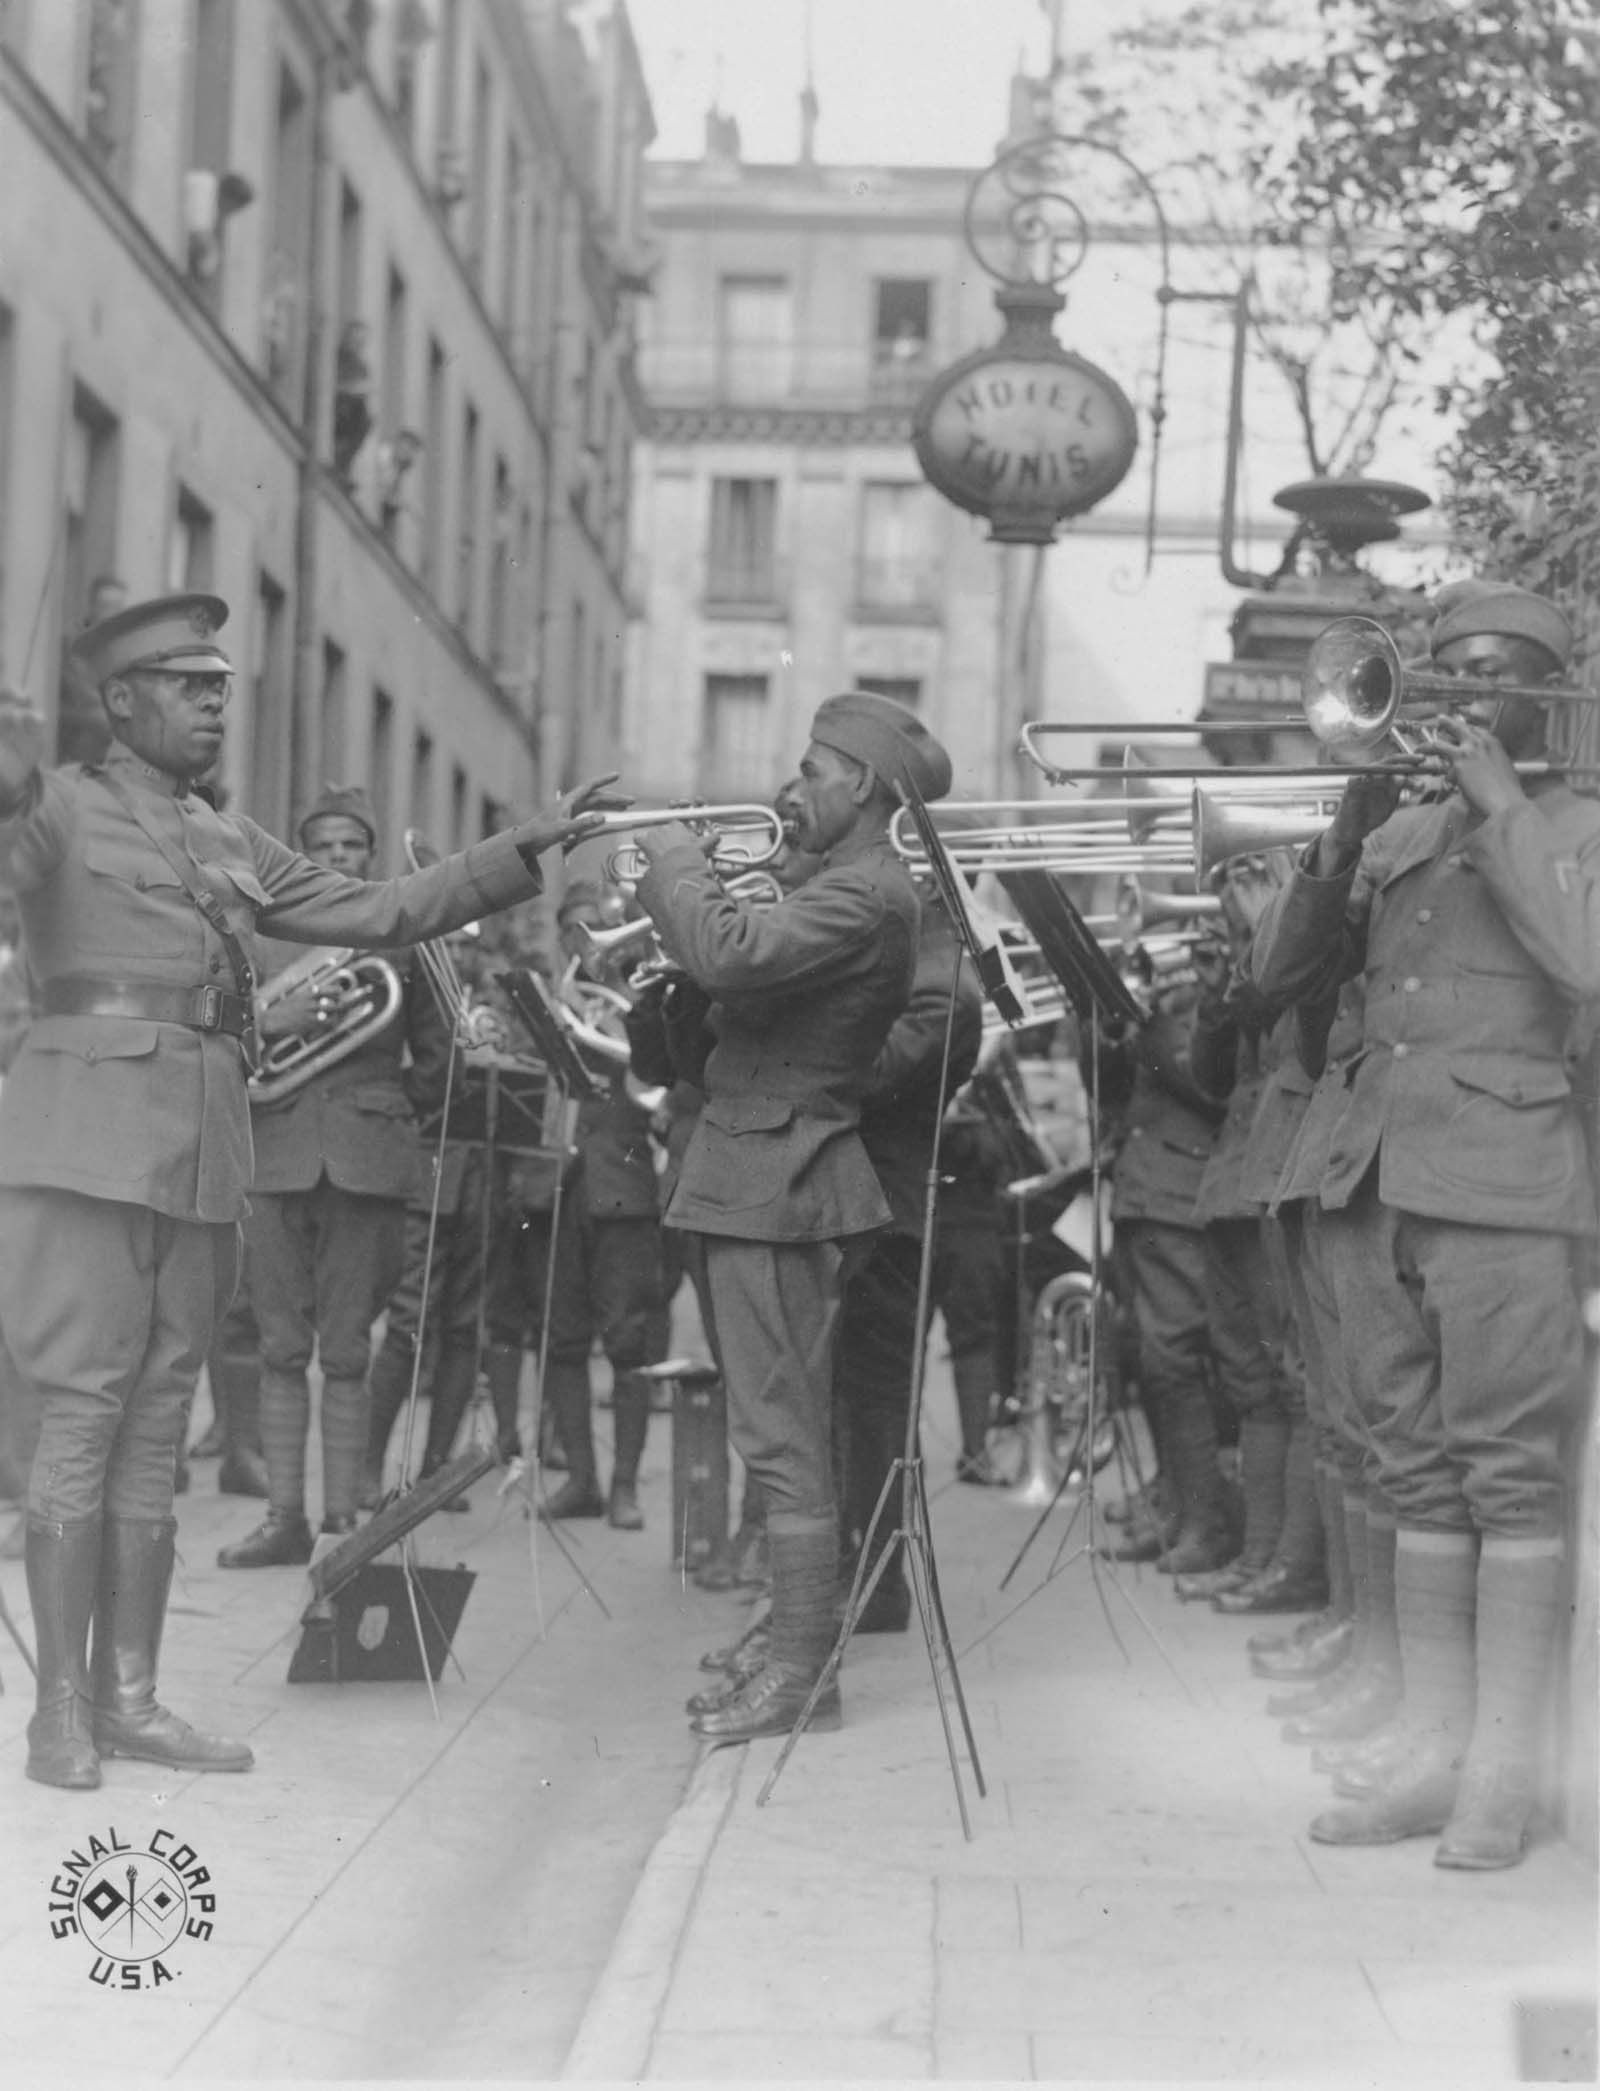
left=1310, top=1527, right=1475, bottom=1844
left=539, top=1358, right=603, bottom=1518
left=952, top=1347, right=998, bottom=1463
left=1437, top=1537, right=1565, bottom=1870
left=1216, top=1413, right=1329, bottom=1614
left=23, top=1516, right=102, bottom=1789
left=1179, top=1407, right=1289, bottom=1598
left=421, top=1342, right=479, bottom=1474
left=608, top=1369, right=651, bottom=1529
left=92, top=1518, right=253, bottom=1771
left=216, top=1343, right=267, bottom=1498
left=694, top=1518, right=842, bottom=1743
left=484, top=1342, right=524, bottom=1460
left=320, top=1375, right=371, bottom=1526
left=1157, top=1388, right=1232, bottom=1575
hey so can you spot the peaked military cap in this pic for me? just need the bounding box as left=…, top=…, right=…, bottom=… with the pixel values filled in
left=71, top=593, right=232, bottom=686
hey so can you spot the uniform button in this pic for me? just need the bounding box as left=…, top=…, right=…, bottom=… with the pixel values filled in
left=209, top=957, right=222, bottom=975
left=1403, top=977, right=1421, bottom=992
left=1393, top=1043, right=1409, bottom=1059
left=1416, top=909, right=1432, bottom=923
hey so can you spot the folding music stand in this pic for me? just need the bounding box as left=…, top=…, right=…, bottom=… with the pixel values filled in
left=954, top=863, right=1191, bottom=1696
left=759, top=784, right=1041, bottom=1836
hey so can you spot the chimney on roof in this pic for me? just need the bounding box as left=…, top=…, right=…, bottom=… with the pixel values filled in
left=704, top=103, right=741, bottom=167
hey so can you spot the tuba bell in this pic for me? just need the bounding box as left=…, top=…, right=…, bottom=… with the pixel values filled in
left=248, top=946, right=405, bottom=1106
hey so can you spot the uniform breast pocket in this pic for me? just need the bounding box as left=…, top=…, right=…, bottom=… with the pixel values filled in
left=79, top=843, right=192, bottom=959
left=696, top=1095, right=797, bottom=1213
left=1438, top=1059, right=1576, bottom=1197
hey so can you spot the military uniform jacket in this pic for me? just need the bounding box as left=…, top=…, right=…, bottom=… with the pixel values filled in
left=635, top=831, right=918, bottom=1242
left=0, top=750, right=540, bottom=1223
left=575, top=1077, right=661, bottom=1221
left=1238, top=1004, right=1318, bottom=1210
left=249, top=943, right=438, bottom=1203
left=1191, top=977, right=1280, bottom=1225
left=1268, top=982, right=1366, bottom=1212
left=1251, top=787, right=1600, bottom=1235
left=858, top=906, right=982, bottom=1239
left=1104, top=993, right=1224, bottom=1230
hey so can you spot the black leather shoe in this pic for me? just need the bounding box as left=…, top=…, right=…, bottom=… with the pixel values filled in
left=1173, top=1558, right=1250, bottom=1602
left=217, top=1513, right=314, bottom=1569
left=1214, top=1565, right=1330, bottom=1616
left=540, top=1478, right=605, bottom=1520
left=95, top=1704, right=254, bottom=1773
left=699, top=1625, right=770, bottom=1677
left=956, top=1451, right=1006, bottom=1486
left=1309, top=1738, right=1461, bottom=1846
left=1251, top=1615, right=1353, bottom=1681
left=1281, top=1666, right=1401, bottom=1745
left=1158, top=1527, right=1234, bottom=1576
left=691, top=1662, right=841, bottom=1745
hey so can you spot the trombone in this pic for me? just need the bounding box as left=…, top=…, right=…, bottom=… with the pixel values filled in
left=889, top=800, right=1195, bottom=877
left=587, top=803, right=787, bottom=884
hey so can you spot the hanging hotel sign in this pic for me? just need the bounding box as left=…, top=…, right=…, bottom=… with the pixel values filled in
left=912, top=288, right=1139, bottom=546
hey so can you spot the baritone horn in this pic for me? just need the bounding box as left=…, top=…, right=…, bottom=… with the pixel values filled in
left=248, top=946, right=405, bottom=1105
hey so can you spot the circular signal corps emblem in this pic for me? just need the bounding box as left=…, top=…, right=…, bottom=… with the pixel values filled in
left=48, top=1827, right=218, bottom=1989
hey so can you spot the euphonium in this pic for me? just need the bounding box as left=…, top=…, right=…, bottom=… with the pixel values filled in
left=248, top=946, right=404, bottom=1105
left=1009, top=1270, right=1105, bottom=1509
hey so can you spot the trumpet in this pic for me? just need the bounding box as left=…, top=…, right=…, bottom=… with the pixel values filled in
left=248, top=946, right=405, bottom=1105
left=588, top=804, right=787, bottom=884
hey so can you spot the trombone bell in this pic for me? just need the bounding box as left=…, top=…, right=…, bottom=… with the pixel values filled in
left=1191, top=786, right=1340, bottom=879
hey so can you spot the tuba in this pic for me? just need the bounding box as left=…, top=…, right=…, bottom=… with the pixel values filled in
left=247, top=946, right=404, bottom=1106
left=1008, top=1269, right=1115, bottom=1507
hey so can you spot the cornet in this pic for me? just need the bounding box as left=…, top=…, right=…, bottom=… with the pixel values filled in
left=588, top=804, right=787, bottom=884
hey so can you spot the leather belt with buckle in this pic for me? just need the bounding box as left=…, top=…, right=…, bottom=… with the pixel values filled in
left=40, top=976, right=252, bottom=1040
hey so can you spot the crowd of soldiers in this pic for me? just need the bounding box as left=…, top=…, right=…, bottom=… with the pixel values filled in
left=0, top=580, right=1592, bottom=1883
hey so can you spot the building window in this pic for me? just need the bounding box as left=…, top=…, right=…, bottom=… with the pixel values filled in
left=410, top=728, right=435, bottom=837
left=250, top=572, right=290, bottom=832
left=465, top=52, right=491, bottom=281
left=265, top=58, right=313, bottom=404
left=488, top=455, right=514, bottom=668
left=370, top=685, right=395, bottom=863
left=62, top=385, right=121, bottom=639
left=857, top=676, right=922, bottom=709
left=449, top=762, right=468, bottom=851
left=707, top=478, right=779, bottom=607
left=166, top=485, right=215, bottom=592
left=320, top=638, right=347, bottom=783
left=702, top=674, right=769, bottom=800
left=872, top=279, right=932, bottom=396
left=457, top=399, right=480, bottom=637
left=718, top=278, right=793, bottom=403
left=421, top=335, right=446, bottom=587
left=857, top=482, right=937, bottom=613
left=84, top=0, right=140, bottom=184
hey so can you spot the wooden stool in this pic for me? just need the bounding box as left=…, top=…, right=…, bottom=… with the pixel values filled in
left=639, top=1358, right=728, bottom=1571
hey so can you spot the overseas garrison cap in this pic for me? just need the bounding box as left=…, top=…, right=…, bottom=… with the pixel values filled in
left=809, top=690, right=953, bottom=802
left=298, top=783, right=378, bottom=846
left=71, top=592, right=232, bottom=686
left=1431, top=587, right=1573, bottom=669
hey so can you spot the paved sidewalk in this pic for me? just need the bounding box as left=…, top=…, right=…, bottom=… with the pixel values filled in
left=565, top=1460, right=1598, bottom=2085
left=0, top=1407, right=716, bottom=2083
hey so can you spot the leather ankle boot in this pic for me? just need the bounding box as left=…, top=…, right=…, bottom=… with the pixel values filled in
left=94, top=1520, right=253, bottom=1771
left=24, top=1516, right=102, bottom=1790
left=693, top=1523, right=840, bottom=1743
left=1309, top=1734, right=1461, bottom=1845
left=217, top=1510, right=314, bottom=1569
left=1251, top=1612, right=1353, bottom=1680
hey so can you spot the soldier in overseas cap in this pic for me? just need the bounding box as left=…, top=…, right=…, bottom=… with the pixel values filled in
left=629, top=690, right=948, bottom=1743
left=0, top=593, right=624, bottom=1792
left=1251, top=585, right=1600, bottom=1869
